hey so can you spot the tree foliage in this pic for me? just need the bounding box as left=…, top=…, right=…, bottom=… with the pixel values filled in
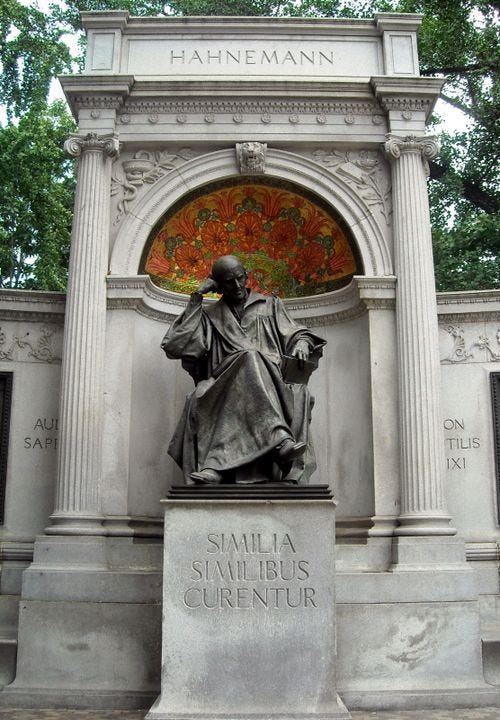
left=0, top=0, right=498, bottom=290
left=0, top=101, right=75, bottom=289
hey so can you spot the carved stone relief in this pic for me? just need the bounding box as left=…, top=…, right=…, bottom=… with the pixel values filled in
left=311, top=149, right=392, bottom=225
left=111, top=148, right=196, bottom=225
left=236, top=142, right=267, bottom=174
left=440, top=323, right=500, bottom=364
left=106, top=98, right=387, bottom=134
left=0, top=325, right=62, bottom=363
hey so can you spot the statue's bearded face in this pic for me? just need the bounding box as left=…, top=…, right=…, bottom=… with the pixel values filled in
left=215, top=263, right=248, bottom=304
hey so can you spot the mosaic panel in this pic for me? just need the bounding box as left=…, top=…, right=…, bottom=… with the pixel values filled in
left=141, top=178, right=361, bottom=297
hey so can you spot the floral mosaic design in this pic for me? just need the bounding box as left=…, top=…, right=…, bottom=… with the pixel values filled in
left=142, top=180, right=360, bottom=297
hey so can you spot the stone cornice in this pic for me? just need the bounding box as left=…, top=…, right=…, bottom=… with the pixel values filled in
left=375, top=12, right=423, bottom=33
left=0, top=541, right=34, bottom=562
left=82, top=13, right=381, bottom=35
left=354, top=275, right=397, bottom=310
left=465, top=542, right=500, bottom=562
left=81, top=9, right=129, bottom=30
left=437, top=289, right=500, bottom=305
left=59, top=75, right=134, bottom=119
left=121, top=97, right=381, bottom=117
left=437, top=289, right=500, bottom=323
left=0, top=289, right=66, bottom=305
left=371, top=76, right=445, bottom=120
left=0, top=289, right=66, bottom=323
left=106, top=275, right=367, bottom=326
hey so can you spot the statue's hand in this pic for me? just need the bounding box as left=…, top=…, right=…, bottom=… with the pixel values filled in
left=195, top=277, right=218, bottom=295
left=291, top=340, right=310, bottom=368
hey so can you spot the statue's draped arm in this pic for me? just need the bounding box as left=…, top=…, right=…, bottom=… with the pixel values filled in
left=161, top=293, right=212, bottom=361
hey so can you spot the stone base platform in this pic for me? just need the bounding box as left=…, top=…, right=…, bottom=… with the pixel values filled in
left=146, top=485, right=351, bottom=720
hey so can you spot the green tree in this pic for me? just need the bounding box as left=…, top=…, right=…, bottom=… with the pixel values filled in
left=0, top=0, right=76, bottom=288
left=0, top=101, right=76, bottom=289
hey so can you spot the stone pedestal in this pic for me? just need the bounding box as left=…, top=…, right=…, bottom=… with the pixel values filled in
left=147, top=485, right=350, bottom=720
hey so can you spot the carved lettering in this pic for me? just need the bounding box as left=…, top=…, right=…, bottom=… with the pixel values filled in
left=183, top=586, right=317, bottom=610
left=205, top=532, right=296, bottom=554
left=443, top=418, right=465, bottom=430
left=161, top=47, right=335, bottom=68
left=443, top=418, right=481, bottom=472
left=24, top=436, right=58, bottom=450
left=183, top=532, right=316, bottom=611
left=245, top=49, right=256, bottom=64
left=262, top=50, right=278, bottom=64
left=447, top=457, right=466, bottom=470
left=24, top=417, right=59, bottom=451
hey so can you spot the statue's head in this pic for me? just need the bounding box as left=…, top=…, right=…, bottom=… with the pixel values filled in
left=211, top=255, right=248, bottom=304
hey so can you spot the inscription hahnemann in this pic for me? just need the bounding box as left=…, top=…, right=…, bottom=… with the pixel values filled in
left=167, top=49, right=334, bottom=67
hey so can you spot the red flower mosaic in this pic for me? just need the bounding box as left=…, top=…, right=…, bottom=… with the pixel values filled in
left=143, top=181, right=359, bottom=297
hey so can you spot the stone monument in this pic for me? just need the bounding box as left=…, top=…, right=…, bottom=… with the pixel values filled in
left=0, top=10, right=499, bottom=713
left=146, top=255, right=351, bottom=719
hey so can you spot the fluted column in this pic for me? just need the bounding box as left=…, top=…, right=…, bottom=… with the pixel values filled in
left=385, top=134, right=455, bottom=536
left=46, top=133, right=119, bottom=535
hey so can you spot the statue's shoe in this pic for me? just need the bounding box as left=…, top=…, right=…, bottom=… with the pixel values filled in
left=275, top=439, right=307, bottom=463
left=190, top=468, right=223, bottom=485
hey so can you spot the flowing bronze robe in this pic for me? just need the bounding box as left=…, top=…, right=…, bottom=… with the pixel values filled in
left=162, top=290, right=325, bottom=484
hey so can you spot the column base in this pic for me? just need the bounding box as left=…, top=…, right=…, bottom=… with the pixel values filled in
left=390, top=535, right=468, bottom=571
left=395, top=513, right=456, bottom=536
left=45, top=513, right=105, bottom=536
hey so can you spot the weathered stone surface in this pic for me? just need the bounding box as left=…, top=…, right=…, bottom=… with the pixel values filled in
left=147, top=497, right=350, bottom=720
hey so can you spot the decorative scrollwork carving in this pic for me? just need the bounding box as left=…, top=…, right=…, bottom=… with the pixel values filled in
left=111, top=148, right=195, bottom=224
left=312, top=148, right=392, bottom=225
left=0, top=326, right=61, bottom=363
left=64, top=133, right=120, bottom=159
left=384, top=134, right=439, bottom=168
left=441, top=324, right=500, bottom=363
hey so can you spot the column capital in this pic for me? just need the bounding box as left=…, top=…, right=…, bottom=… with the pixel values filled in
left=64, top=132, right=120, bottom=159
left=384, top=134, right=439, bottom=175
left=384, top=134, right=439, bottom=161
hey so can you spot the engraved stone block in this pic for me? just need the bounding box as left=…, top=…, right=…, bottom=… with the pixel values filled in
left=147, top=495, right=350, bottom=720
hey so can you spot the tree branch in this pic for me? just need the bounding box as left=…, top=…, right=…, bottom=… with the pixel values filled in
left=429, top=161, right=500, bottom=214
left=439, top=93, right=482, bottom=122
left=421, top=63, right=498, bottom=75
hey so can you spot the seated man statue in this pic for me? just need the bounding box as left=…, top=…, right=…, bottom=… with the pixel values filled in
left=162, top=255, right=325, bottom=485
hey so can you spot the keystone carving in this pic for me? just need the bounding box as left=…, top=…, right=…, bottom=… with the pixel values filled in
left=236, top=142, right=267, bottom=174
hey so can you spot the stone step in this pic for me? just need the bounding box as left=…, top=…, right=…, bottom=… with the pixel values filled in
left=481, top=622, right=500, bottom=686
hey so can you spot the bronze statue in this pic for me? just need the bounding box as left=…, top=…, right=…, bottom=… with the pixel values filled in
left=162, top=255, right=325, bottom=485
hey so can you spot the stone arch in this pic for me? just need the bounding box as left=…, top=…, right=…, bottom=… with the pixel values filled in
left=109, top=147, right=392, bottom=278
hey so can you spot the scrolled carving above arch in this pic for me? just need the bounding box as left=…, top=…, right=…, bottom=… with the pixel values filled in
left=109, top=147, right=393, bottom=279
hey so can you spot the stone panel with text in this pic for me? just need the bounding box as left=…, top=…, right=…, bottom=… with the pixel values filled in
left=147, top=497, right=350, bottom=720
